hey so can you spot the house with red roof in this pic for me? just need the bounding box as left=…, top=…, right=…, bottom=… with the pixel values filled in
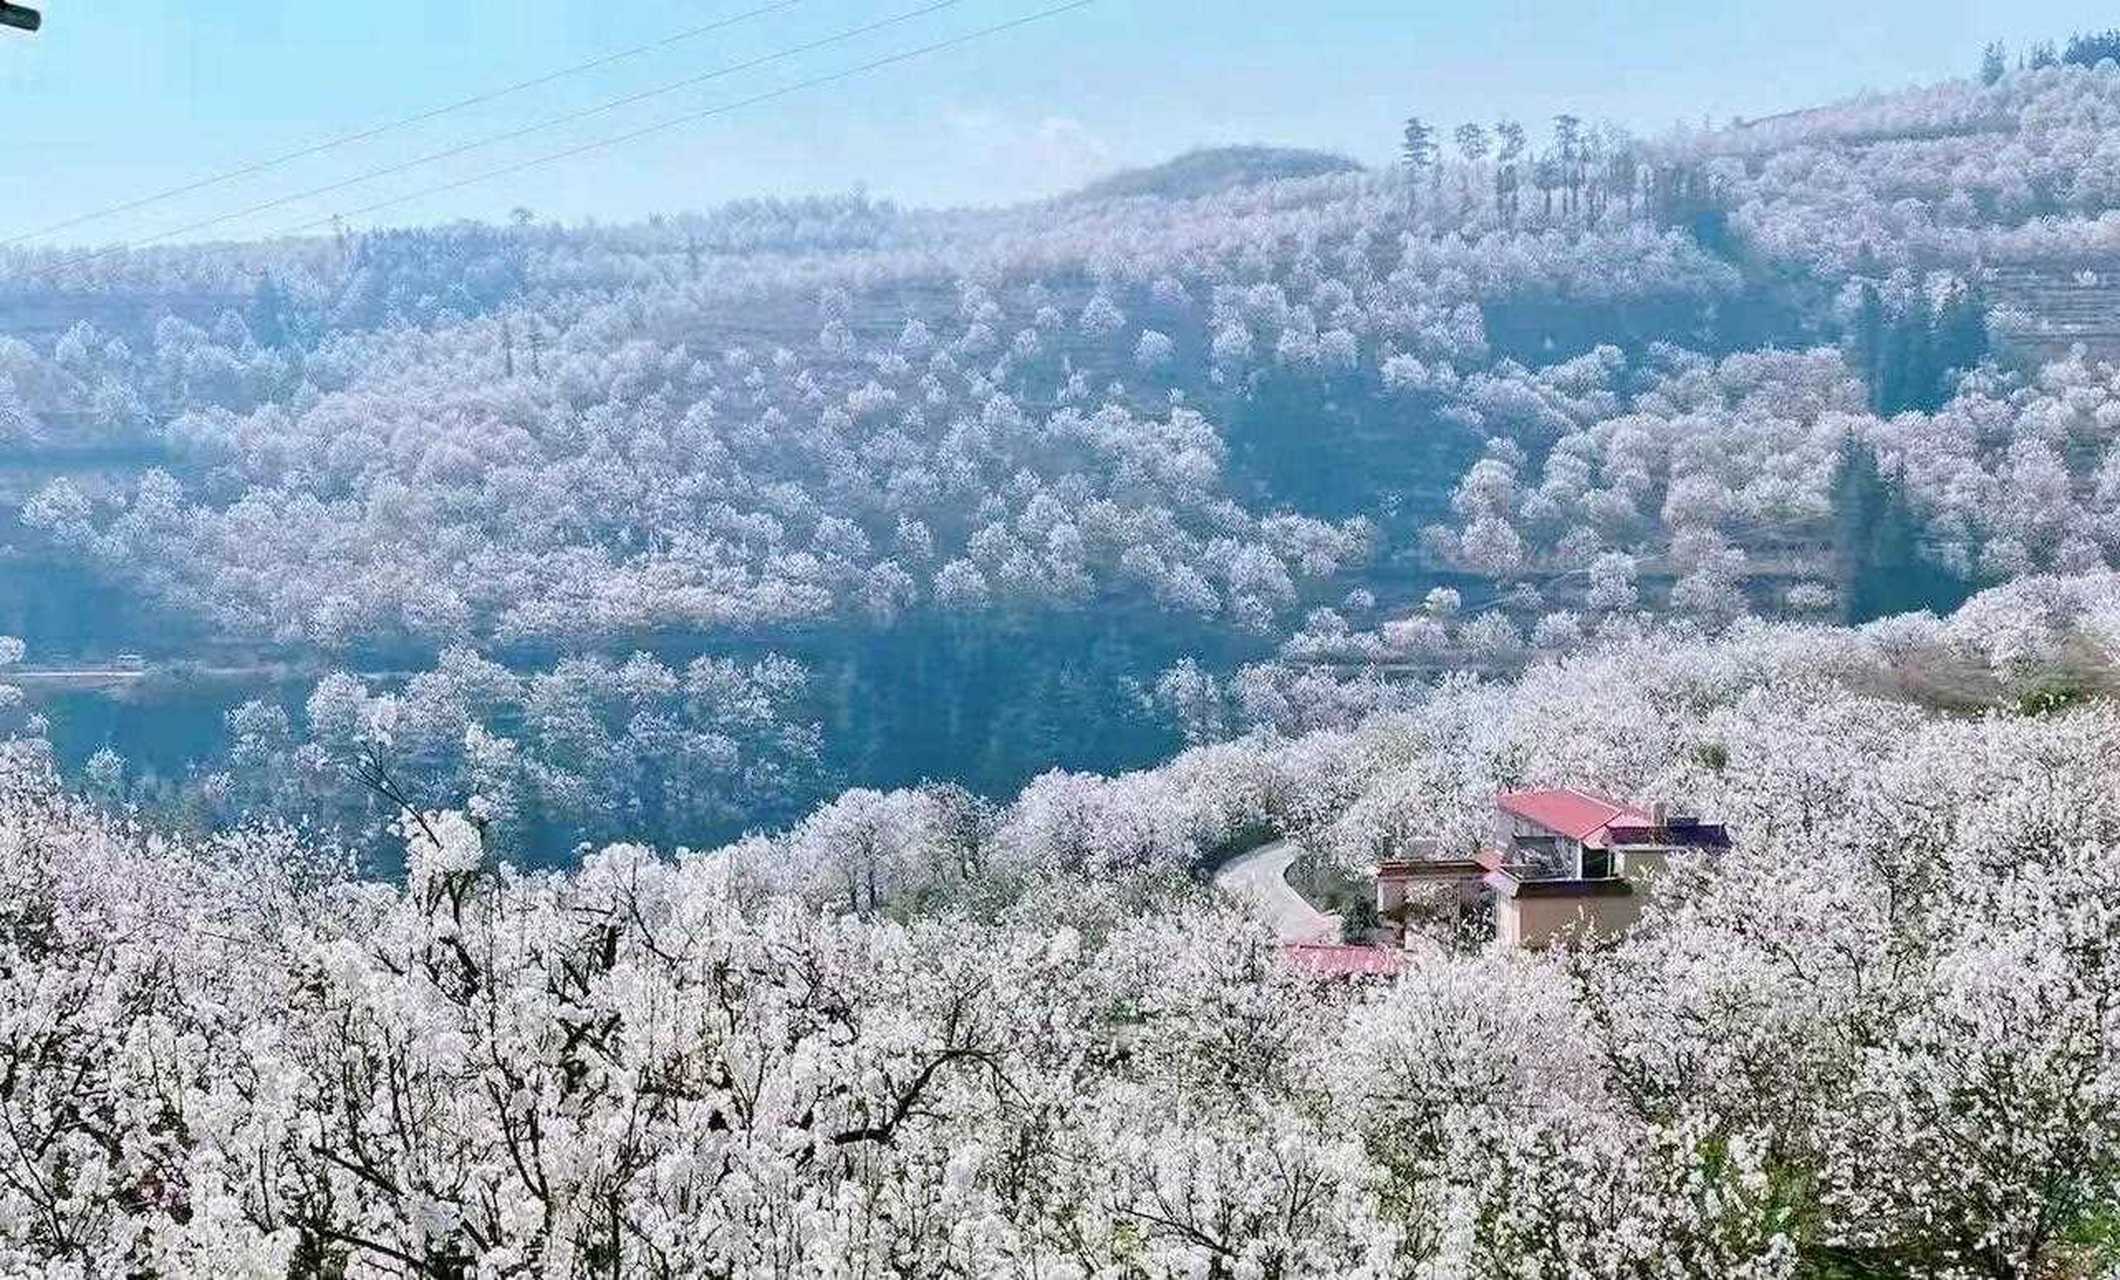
left=1280, top=942, right=1409, bottom=980
left=1376, top=787, right=1728, bottom=950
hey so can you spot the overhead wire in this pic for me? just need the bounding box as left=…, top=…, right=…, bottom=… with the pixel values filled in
left=4, top=0, right=805, bottom=246
left=272, top=0, right=1099, bottom=241
left=39, top=0, right=986, bottom=268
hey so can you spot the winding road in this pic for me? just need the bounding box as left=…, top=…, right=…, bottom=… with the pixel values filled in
left=1214, top=839, right=1341, bottom=943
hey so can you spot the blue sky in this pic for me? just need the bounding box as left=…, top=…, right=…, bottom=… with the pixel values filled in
left=1, top=0, right=2113, bottom=247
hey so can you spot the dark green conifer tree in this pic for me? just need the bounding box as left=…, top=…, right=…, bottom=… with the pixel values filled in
left=1833, top=435, right=1969, bottom=622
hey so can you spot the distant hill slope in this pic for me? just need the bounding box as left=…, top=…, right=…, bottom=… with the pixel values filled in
left=1984, top=258, right=2120, bottom=363
left=1068, top=146, right=1362, bottom=202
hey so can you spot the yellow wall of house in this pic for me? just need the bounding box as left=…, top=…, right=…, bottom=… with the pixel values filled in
left=1496, top=893, right=1645, bottom=949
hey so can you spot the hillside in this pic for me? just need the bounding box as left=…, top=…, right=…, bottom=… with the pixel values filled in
left=1983, top=258, right=2120, bottom=363
left=4, top=570, right=2120, bottom=1274
left=1066, top=145, right=1363, bottom=202
left=5, top=60, right=2120, bottom=855
left=10, top=24, right=2120, bottom=1276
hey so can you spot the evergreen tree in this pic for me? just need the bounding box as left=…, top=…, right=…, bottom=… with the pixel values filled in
left=1867, top=281, right=1987, bottom=415
left=1982, top=40, right=2008, bottom=85
left=1552, top=114, right=1583, bottom=214
left=1400, top=117, right=1436, bottom=214
left=247, top=273, right=292, bottom=350
left=1453, top=122, right=1490, bottom=208
left=2063, top=29, right=2120, bottom=66
left=1533, top=154, right=1561, bottom=219
left=1493, top=119, right=1526, bottom=222
left=1894, top=298, right=1934, bottom=411
left=1853, top=282, right=1886, bottom=411
left=1832, top=436, right=1967, bottom=622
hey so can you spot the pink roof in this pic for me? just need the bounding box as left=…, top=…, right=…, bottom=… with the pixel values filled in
left=1497, top=788, right=1648, bottom=843
left=1281, top=944, right=1408, bottom=979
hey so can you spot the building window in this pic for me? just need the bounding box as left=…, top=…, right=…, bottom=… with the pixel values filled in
left=1510, top=835, right=1572, bottom=879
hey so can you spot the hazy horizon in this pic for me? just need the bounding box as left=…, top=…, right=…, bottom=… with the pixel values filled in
left=6, top=0, right=2120, bottom=248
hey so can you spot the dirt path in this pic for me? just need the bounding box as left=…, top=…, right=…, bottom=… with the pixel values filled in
left=1213, top=839, right=1341, bottom=943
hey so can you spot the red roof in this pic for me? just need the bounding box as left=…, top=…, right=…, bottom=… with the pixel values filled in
left=1497, top=788, right=1648, bottom=844
left=1281, top=943, right=1408, bottom=979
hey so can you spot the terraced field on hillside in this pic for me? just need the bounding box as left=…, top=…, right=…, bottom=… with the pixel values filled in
left=1986, top=259, right=2120, bottom=363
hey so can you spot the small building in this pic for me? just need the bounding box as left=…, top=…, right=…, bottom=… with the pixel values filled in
left=1280, top=942, right=1409, bottom=980
left=1488, top=788, right=1727, bottom=948
left=1374, top=843, right=1493, bottom=944
left=1375, top=788, right=1728, bottom=951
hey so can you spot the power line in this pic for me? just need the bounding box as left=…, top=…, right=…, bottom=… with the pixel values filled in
left=45, top=0, right=1096, bottom=269
left=40, top=0, right=971, bottom=268
left=5, top=0, right=804, bottom=247
left=304, top=0, right=1100, bottom=234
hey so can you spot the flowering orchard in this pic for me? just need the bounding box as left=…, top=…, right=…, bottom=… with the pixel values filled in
left=3, top=577, right=2120, bottom=1276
